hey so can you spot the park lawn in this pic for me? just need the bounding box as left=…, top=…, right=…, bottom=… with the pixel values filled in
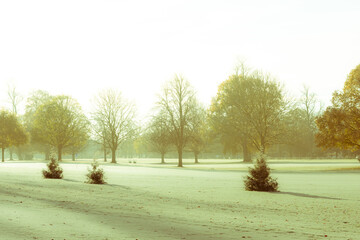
left=0, top=160, right=359, bottom=239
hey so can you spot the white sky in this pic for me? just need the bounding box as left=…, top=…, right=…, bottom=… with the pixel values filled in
left=1, top=0, right=360, bottom=118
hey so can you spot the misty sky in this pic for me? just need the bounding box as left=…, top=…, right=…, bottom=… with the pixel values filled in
left=0, top=0, right=359, bottom=118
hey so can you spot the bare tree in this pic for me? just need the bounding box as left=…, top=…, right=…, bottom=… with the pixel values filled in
left=92, top=89, right=136, bottom=163
left=188, top=102, right=208, bottom=163
left=296, top=85, right=324, bottom=156
left=7, top=83, right=23, bottom=160
left=146, top=110, right=172, bottom=164
left=7, top=83, right=23, bottom=115
left=158, top=74, right=197, bottom=167
left=301, top=85, right=323, bottom=131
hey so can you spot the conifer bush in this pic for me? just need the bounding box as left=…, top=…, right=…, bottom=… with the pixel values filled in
left=244, top=153, right=278, bottom=192
left=42, top=156, right=63, bottom=179
left=86, top=160, right=106, bottom=184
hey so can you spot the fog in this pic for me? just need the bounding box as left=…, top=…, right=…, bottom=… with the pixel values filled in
left=1, top=1, right=360, bottom=239
left=1, top=0, right=360, bottom=117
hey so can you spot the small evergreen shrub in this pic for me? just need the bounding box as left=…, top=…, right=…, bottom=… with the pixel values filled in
left=244, top=154, right=278, bottom=192
left=86, top=160, right=106, bottom=184
left=42, top=157, right=63, bottom=179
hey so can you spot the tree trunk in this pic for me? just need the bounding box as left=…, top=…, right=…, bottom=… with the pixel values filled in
left=1, top=148, right=4, bottom=162
left=111, top=148, right=116, bottom=163
left=72, top=152, right=75, bottom=161
left=242, top=143, right=252, bottom=162
left=58, top=146, right=62, bottom=161
left=104, top=148, right=107, bottom=162
left=178, top=149, right=183, bottom=167
left=161, top=153, right=165, bottom=164
left=194, top=152, right=199, bottom=164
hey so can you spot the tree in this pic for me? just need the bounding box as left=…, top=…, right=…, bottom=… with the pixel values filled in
left=42, top=153, right=63, bottom=179
left=283, top=107, right=310, bottom=157
left=298, top=86, right=323, bottom=156
left=188, top=103, right=208, bottom=163
left=158, top=74, right=197, bottom=167
left=86, top=160, right=106, bottom=184
left=100, top=129, right=109, bottom=162
left=244, top=153, right=278, bottom=192
left=282, top=86, right=324, bottom=158
left=0, top=110, right=28, bottom=162
left=146, top=110, right=172, bottom=163
left=7, top=83, right=23, bottom=160
left=65, top=125, right=89, bottom=161
left=92, top=89, right=137, bottom=163
left=7, top=83, right=23, bottom=115
left=209, top=76, right=253, bottom=162
left=316, top=64, right=360, bottom=153
left=237, top=72, right=288, bottom=153
left=24, top=90, right=53, bottom=160
left=32, top=95, right=90, bottom=161
left=210, top=68, right=288, bottom=159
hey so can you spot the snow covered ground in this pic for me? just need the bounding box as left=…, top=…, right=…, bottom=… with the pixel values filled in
left=0, top=160, right=359, bottom=240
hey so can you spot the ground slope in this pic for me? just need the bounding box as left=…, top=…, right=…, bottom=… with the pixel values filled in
left=0, top=162, right=359, bottom=239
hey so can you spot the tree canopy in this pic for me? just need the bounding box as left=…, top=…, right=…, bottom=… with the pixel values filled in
left=32, top=95, right=90, bottom=160
left=210, top=70, right=288, bottom=160
left=316, top=64, right=360, bottom=152
left=0, top=110, right=28, bottom=162
left=24, top=90, right=53, bottom=159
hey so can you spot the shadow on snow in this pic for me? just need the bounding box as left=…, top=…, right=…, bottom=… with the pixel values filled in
left=271, top=191, right=344, bottom=200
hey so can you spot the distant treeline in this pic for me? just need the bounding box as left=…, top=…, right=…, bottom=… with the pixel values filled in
left=1, top=64, right=360, bottom=164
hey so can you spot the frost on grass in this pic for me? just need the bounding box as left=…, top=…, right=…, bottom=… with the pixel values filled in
left=42, top=156, right=63, bottom=179
left=244, top=153, right=278, bottom=192
left=86, top=160, right=106, bottom=184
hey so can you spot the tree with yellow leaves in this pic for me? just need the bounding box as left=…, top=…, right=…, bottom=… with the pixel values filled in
left=0, top=110, right=28, bottom=162
left=32, top=95, right=90, bottom=161
left=316, top=64, right=360, bottom=153
left=209, top=68, right=288, bottom=161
